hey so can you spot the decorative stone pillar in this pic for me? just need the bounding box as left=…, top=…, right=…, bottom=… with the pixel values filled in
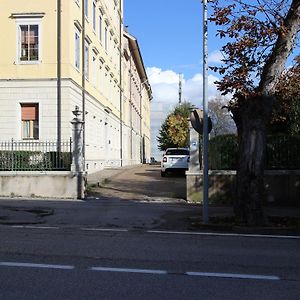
left=71, top=106, right=85, bottom=199
left=186, top=121, right=203, bottom=203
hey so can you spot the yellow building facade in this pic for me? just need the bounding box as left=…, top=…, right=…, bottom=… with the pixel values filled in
left=0, top=0, right=151, bottom=172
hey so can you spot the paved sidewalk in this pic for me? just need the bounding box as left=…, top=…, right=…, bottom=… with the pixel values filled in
left=87, top=164, right=139, bottom=185
left=0, top=164, right=299, bottom=234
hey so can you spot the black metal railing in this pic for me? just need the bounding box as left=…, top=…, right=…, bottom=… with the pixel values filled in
left=0, top=139, right=72, bottom=171
left=207, top=134, right=300, bottom=170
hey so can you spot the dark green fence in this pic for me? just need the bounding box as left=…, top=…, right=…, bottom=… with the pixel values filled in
left=207, top=134, right=300, bottom=170
left=0, top=139, right=72, bottom=171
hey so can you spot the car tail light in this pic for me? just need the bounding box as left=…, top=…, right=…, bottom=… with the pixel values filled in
left=163, top=156, right=167, bottom=162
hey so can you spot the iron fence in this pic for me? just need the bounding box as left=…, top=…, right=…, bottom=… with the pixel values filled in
left=207, top=134, right=300, bottom=170
left=0, top=139, right=72, bottom=171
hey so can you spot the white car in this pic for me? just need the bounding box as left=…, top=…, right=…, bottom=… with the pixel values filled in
left=161, top=148, right=190, bottom=177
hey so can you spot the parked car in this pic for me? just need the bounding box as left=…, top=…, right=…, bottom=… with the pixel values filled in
left=160, top=148, right=190, bottom=177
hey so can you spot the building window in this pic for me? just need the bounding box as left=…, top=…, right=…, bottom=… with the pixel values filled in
left=84, top=0, right=89, bottom=18
left=93, top=1, right=96, bottom=31
left=18, top=24, right=39, bottom=62
left=21, top=104, right=39, bottom=139
left=92, top=56, right=97, bottom=86
left=75, top=29, right=80, bottom=69
left=84, top=42, right=89, bottom=79
left=99, top=14, right=103, bottom=42
left=105, top=27, right=108, bottom=51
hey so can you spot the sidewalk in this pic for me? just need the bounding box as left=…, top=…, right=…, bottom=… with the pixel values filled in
left=0, top=163, right=299, bottom=234
left=87, top=164, right=139, bottom=186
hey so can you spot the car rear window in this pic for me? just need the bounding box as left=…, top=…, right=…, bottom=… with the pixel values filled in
left=166, top=149, right=189, bottom=155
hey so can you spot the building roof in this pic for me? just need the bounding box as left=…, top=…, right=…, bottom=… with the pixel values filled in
left=124, top=31, right=152, bottom=99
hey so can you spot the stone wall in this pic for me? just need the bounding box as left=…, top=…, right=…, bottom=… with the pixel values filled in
left=0, top=172, right=78, bottom=199
left=186, top=170, right=300, bottom=206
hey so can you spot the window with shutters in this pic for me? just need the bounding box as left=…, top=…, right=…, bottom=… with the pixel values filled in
left=17, top=22, right=40, bottom=63
left=21, top=104, right=39, bottom=139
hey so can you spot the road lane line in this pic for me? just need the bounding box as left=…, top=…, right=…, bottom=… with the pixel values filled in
left=0, top=262, right=74, bottom=270
left=147, top=230, right=300, bottom=240
left=185, top=271, right=280, bottom=281
left=11, top=225, right=59, bottom=230
left=91, top=266, right=167, bottom=275
left=81, top=228, right=128, bottom=232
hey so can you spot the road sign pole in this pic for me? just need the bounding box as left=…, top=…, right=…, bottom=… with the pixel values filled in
left=202, top=0, right=209, bottom=224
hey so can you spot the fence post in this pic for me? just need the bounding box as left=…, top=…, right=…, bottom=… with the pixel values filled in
left=71, top=106, right=85, bottom=199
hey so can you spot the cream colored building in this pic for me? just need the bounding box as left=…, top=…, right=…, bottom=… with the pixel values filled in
left=123, top=31, right=152, bottom=165
left=0, top=0, right=151, bottom=173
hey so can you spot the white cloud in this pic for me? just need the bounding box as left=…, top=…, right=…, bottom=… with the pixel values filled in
left=147, top=66, right=221, bottom=159
left=147, top=67, right=219, bottom=108
left=208, top=50, right=223, bottom=64
left=147, top=67, right=179, bottom=85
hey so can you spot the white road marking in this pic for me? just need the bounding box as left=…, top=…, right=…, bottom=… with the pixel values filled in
left=90, top=267, right=279, bottom=281
left=185, top=271, right=280, bottom=281
left=81, top=228, right=128, bottom=232
left=91, top=266, right=167, bottom=275
left=0, top=261, right=281, bottom=281
left=147, top=230, right=300, bottom=240
left=0, top=262, right=74, bottom=270
left=11, top=225, right=59, bottom=230
left=8, top=225, right=299, bottom=240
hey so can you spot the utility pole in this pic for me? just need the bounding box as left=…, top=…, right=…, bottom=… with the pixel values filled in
left=81, top=0, right=86, bottom=171
left=179, top=73, right=182, bottom=104
left=202, top=0, right=209, bottom=224
left=119, top=1, right=123, bottom=167
left=57, top=0, right=61, bottom=154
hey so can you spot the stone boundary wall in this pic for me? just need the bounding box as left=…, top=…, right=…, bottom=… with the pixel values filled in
left=186, top=170, right=300, bottom=205
left=0, top=172, right=78, bottom=199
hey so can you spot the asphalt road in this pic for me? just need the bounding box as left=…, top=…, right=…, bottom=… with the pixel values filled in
left=0, top=225, right=299, bottom=299
left=0, top=165, right=299, bottom=299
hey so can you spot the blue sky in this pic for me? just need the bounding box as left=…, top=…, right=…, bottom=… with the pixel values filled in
left=124, top=0, right=299, bottom=158
left=124, top=1, right=223, bottom=158
left=124, top=0, right=221, bottom=79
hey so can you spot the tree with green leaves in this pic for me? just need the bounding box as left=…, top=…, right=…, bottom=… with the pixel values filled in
left=157, top=102, right=193, bottom=151
left=210, top=0, right=300, bottom=225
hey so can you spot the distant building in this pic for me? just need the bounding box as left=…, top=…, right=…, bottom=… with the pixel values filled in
left=0, top=0, right=152, bottom=173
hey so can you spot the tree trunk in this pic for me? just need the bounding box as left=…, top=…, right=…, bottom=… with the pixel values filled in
left=233, top=96, right=274, bottom=226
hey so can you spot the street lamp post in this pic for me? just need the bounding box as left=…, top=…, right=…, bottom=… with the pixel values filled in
left=202, top=0, right=209, bottom=224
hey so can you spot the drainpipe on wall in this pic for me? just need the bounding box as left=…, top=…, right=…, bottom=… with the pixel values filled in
left=81, top=0, right=86, bottom=171
left=129, top=61, right=133, bottom=162
left=119, top=0, right=123, bottom=167
left=139, top=81, right=143, bottom=164
left=57, top=0, right=62, bottom=153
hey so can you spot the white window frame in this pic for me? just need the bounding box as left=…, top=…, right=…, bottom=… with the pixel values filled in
left=84, top=41, right=89, bottom=80
left=99, top=13, right=103, bottom=42
left=16, top=19, right=42, bottom=64
left=74, top=28, right=81, bottom=70
left=93, top=1, right=96, bottom=32
left=85, top=0, right=89, bottom=19
left=92, top=55, right=97, bottom=86
left=20, top=103, right=40, bottom=140
left=104, top=27, right=108, bottom=52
